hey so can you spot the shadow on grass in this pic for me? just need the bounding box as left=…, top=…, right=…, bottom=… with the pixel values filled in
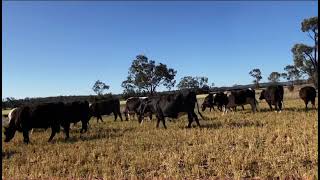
left=2, top=150, right=17, bottom=159
left=227, top=120, right=264, bottom=128
left=59, top=127, right=136, bottom=143
left=257, top=107, right=317, bottom=113
left=197, top=120, right=264, bottom=129
left=200, top=121, right=223, bottom=129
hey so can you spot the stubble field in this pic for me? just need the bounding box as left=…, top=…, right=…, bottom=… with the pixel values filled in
left=2, top=88, right=318, bottom=179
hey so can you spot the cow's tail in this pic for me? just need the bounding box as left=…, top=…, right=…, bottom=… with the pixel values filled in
left=196, top=100, right=205, bottom=120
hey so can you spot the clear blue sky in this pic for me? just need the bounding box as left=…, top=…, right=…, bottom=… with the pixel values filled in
left=2, top=1, right=318, bottom=99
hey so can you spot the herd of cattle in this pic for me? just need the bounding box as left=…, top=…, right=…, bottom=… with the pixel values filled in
left=3, top=85, right=317, bottom=144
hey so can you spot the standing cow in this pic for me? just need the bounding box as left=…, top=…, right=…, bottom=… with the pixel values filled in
left=4, top=102, right=66, bottom=143
left=123, top=97, right=152, bottom=121
left=224, top=88, right=258, bottom=114
left=62, top=101, right=91, bottom=139
left=89, top=98, right=123, bottom=122
left=138, top=90, right=204, bottom=129
left=259, top=85, right=284, bottom=112
left=299, top=86, right=317, bottom=111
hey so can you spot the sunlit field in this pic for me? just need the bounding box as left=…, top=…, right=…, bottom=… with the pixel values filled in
left=2, top=87, right=318, bottom=179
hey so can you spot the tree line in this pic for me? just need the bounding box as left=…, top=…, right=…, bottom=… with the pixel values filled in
left=249, top=16, right=317, bottom=90
left=2, top=16, right=317, bottom=109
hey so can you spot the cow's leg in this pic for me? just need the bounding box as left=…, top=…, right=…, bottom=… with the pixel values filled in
left=304, top=100, right=308, bottom=111
left=192, top=112, right=201, bottom=128
left=97, top=115, right=103, bottom=122
left=118, top=110, right=123, bottom=121
left=48, top=127, right=57, bottom=142
left=22, top=128, right=30, bottom=144
left=267, top=102, right=273, bottom=111
left=148, top=113, right=152, bottom=121
left=274, top=102, right=279, bottom=112
left=311, top=99, right=316, bottom=109
left=63, top=123, right=70, bottom=140
left=113, top=111, right=118, bottom=121
left=187, top=112, right=193, bottom=128
left=126, top=113, right=130, bottom=121
left=80, top=121, right=88, bottom=133
left=161, top=116, right=167, bottom=129
left=155, top=114, right=161, bottom=128
left=249, top=101, right=256, bottom=113
left=242, top=105, right=245, bottom=110
left=278, top=101, right=282, bottom=112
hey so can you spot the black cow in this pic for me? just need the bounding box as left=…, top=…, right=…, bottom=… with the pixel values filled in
left=259, top=85, right=284, bottom=112
left=213, top=92, right=228, bottom=111
left=61, top=101, right=91, bottom=139
left=224, top=88, right=258, bottom=113
left=4, top=102, right=65, bottom=143
left=123, top=97, right=152, bottom=121
left=299, top=86, right=317, bottom=111
left=201, top=94, right=215, bottom=112
left=89, top=98, right=123, bottom=122
left=138, top=91, right=204, bottom=128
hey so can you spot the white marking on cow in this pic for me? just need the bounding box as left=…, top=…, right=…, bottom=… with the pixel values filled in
left=279, top=110, right=282, bottom=113
left=8, top=108, right=18, bottom=123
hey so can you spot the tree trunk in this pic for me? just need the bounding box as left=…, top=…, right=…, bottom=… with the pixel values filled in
left=314, top=70, right=318, bottom=89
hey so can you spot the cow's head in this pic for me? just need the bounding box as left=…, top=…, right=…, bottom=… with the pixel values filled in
left=4, top=126, right=16, bottom=142
left=259, top=90, right=266, bottom=100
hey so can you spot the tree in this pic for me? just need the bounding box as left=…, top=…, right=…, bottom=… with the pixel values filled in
left=268, top=72, right=281, bottom=83
left=249, top=68, right=262, bottom=88
left=122, top=55, right=177, bottom=95
left=283, top=65, right=302, bottom=85
left=177, top=76, right=209, bottom=90
left=92, top=80, right=110, bottom=95
left=292, top=16, right=318, bottom=88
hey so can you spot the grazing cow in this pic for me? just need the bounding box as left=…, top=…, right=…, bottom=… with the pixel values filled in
left=4, top=102, right=66, bottom=143
left=61, top=101, right=91, bottom=139
left=123, top=97, right=152, bottom=121
left=201, top=94, right=215, bottom=112
left=259, top=85, right=284, bottom=112
left=89, top=98, right=123, bottom=122
left=299, top=86, right=317, bottom=111
left=138, top=90, right=204, bottom=128
left=6, top=107, right=36, bottom=134
left=224, top=88, right=258, bottom=113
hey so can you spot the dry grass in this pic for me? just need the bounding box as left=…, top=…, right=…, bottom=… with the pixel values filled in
left=2, top=87, right=318, bottom=179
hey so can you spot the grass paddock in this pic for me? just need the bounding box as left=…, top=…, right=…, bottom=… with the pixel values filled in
left=2, top=87, right=318, bottom=179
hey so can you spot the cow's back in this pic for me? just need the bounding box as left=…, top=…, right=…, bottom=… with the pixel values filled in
left=299, top=86, right=316, bottom=100
left=22, top=102, right=65, bottom=128
left=91, top=98, right=121, bottom=115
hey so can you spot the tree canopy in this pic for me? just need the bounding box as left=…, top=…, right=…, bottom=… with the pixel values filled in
left=92, top=80, right=110, bottom=95
left=249, top=68, right=262, bottom=88
left=292, top=16, right=318, bottom=87
left=177, top=76, right=209, bottom=90
left=268, top=72, right=281, bottom=83
left=122, top=55, right=177, bottom=95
